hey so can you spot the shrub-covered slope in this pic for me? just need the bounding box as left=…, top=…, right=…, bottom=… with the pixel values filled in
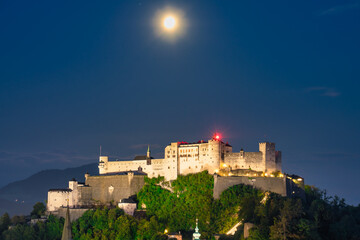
left=1, top=171, right=360, bottom=240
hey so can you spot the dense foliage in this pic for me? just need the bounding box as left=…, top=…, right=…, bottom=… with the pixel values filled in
left=137, top=171, right=262, bottom=239
left=30, top=202, right=46, bottom=219
left=1, top=171, right=360, bottom=240
left=137, top=171, right=216, bottom=236
left=246, top=186, right=360, bottom=240
left=0, top=214, right=63, bottom=240
left=71, top=207, right=167, bottom=240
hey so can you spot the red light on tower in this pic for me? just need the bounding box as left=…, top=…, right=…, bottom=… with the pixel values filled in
left=213, top=133, right=221, bottom=141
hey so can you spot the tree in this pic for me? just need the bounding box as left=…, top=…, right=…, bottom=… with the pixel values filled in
left=0, top=213, right=11, bottom=235
left=11, top=215, right=26, bottom=225
left=248, top=227, right=268, bottom=240
left=30, top=202, right=46, bottom=219
left=270, top=199, right=304, bottom=240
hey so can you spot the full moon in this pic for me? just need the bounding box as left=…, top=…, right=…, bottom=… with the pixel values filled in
left=164, top=16, right=176, bottom=29
left=153, top=7, right=187, bottom=42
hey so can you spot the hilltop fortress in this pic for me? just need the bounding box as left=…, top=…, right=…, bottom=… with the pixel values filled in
left=47, top=135, right=303, bottom=216
left=99, top=135, right=282, bottom=180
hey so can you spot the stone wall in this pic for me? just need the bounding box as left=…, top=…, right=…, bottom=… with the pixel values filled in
left=47, top=190, right=70, bottom=212
left=56, top=207, right=90, bottom=222
left=99, top=157, right=178, bottom=181
left=213, top=175, right=287, bottom=199
left=118, top=202, right=137, bottom=216
left=98, top=140, right=282, bottom=181
left=213, top=175, right=304, bottom=199
left=84, top=173, right=145, bottom=204
left=224, top=152, right=264, bottom=171
left=78, top=186, right=92, bottom=206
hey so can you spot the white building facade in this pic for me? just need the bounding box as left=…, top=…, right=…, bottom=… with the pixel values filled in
left=99, top=137, right=282, bottom=181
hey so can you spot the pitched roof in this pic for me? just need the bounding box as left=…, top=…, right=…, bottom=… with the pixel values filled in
left=61, top=206, right=72, bottom=240
left=93, top=171, right=147, bottom=176
left=48, top=189, right=72, bottom=192
left=134, top=155, right=153, bottom=160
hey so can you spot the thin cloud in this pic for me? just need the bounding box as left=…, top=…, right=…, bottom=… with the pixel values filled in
left=0, top=150, right=95, bottom=165
left=298, top=152, right=359, bottom=163
left=320, top=3, right=359, bottom=16
left=306, top=87, right=341, bottom=97
left=129, top=143, right=161, bottom=150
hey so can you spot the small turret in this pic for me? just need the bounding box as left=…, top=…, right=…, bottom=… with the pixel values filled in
left=147, top=145, right=151, bottom=158
left=147, top=145, right=151, bottom=165
left=99, top=156, right=108, bottom=163
left=193, top=218, right=201, bottom=240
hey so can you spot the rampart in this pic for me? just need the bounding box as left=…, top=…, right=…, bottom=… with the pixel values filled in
left=213, top=175, right=304, bottom=199
left=56, top=207, right=90, bottom=222
left=84, top=173, right=145, bottom=204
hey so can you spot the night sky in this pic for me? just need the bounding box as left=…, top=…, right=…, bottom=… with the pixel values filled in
left=1, top=1, right=359, bottom=204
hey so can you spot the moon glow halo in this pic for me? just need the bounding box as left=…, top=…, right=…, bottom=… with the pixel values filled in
left=153, top=7, right=187, bottom=42
left=164, top=16, right=176, bottom=30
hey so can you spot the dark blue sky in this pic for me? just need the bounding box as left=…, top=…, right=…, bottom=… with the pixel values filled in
left=0, top=0, right=359, bottom=204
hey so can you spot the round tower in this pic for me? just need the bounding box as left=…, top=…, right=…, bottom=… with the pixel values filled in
left=208, top=139, right=221, bottom=174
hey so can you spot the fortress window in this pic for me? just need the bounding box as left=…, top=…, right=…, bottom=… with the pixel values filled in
left=189, top=166, right=191, bottom=169
left=168, top=166, right=170, bottom=169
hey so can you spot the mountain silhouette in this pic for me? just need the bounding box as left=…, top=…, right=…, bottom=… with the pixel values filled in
left=0, top=163, right=98, bottom=216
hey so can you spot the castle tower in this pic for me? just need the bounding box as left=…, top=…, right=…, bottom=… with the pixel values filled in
left=98, top=156, right=108, bottom=174
left=259, top=142, right=276, bottom=173
left=208, top=139, right=222, bottom=174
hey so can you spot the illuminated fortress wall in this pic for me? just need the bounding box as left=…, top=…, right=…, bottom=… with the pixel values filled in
left=224, top=142, right=282, bottom=173
left=47, top=172, right=145, bottom=213
left=98, top=138, right=282, bottom=180
left=47, top=138, right=284, bottom=214
left=213, top=174, right=305, bottom=200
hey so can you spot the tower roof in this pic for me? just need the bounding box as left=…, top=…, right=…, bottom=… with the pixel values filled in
left=193, top=218, right=201, bottom=240
left=61, top=206, right=72, bottom=240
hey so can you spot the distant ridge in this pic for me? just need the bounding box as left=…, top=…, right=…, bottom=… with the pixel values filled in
left=0, top=163, right=98, bottom=216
